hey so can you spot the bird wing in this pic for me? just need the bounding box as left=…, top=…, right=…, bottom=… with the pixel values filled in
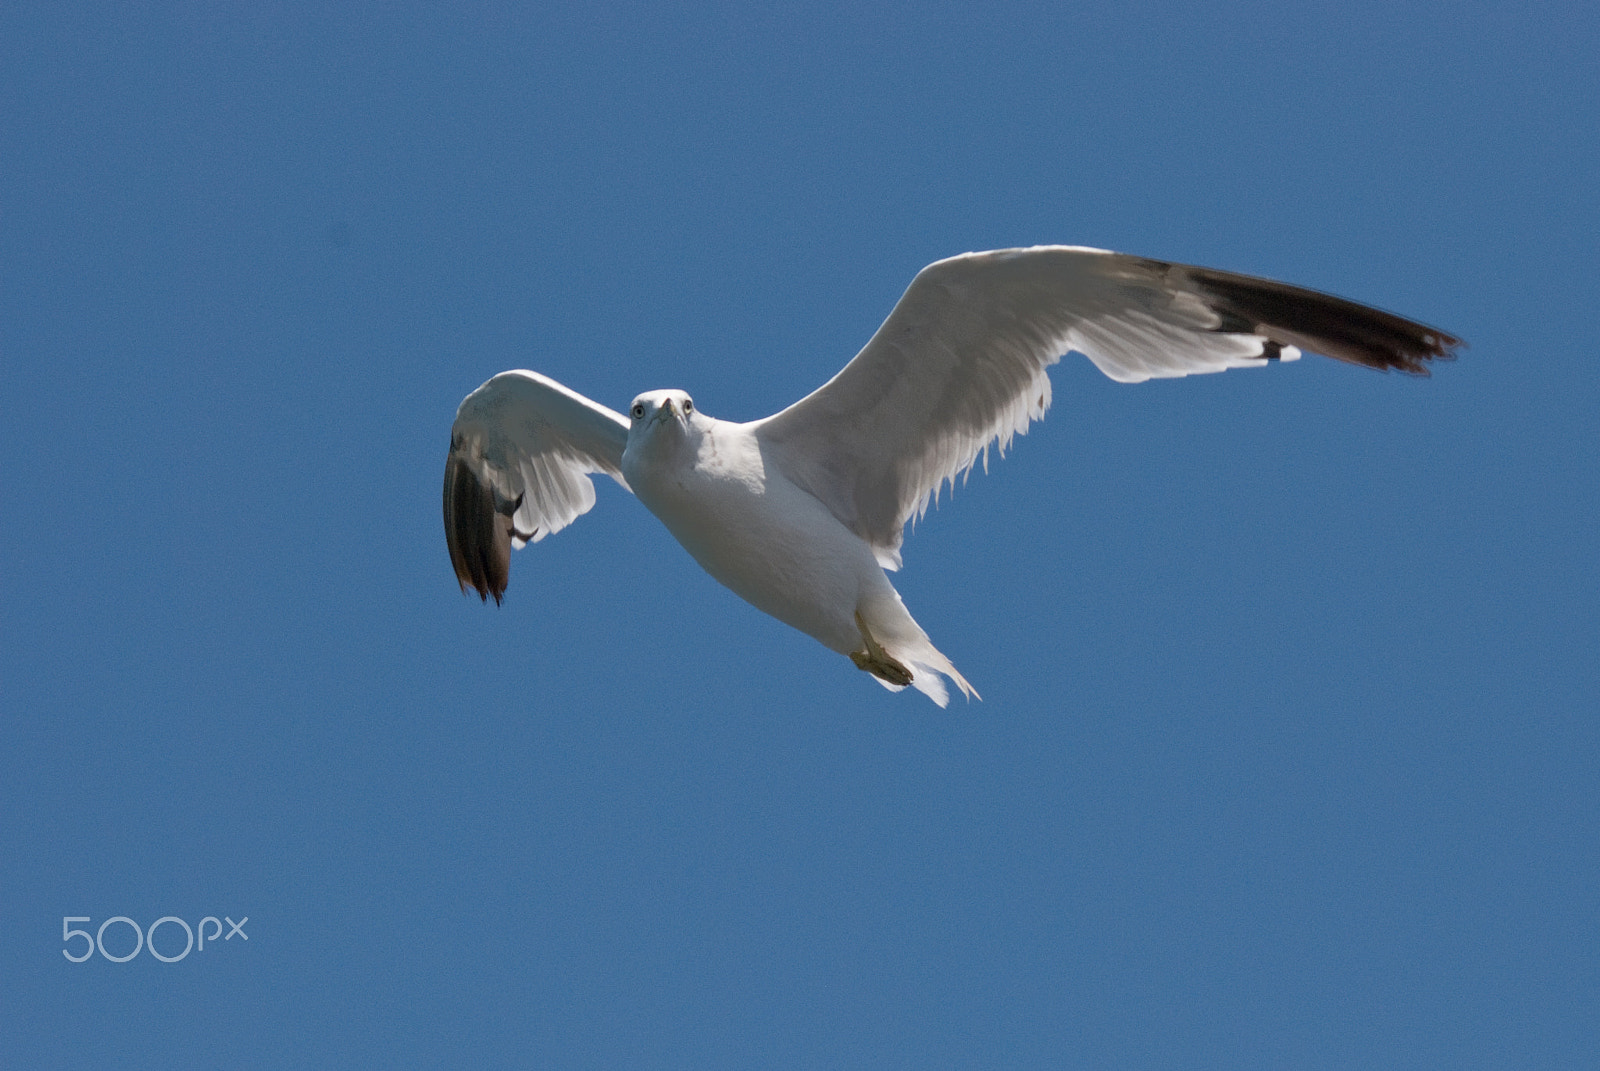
left=755, top=245, right=1461, bottom=569
left=444, top=370, right=631, bottom=602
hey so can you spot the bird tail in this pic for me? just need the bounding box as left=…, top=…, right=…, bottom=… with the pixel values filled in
left=856, top=594, right=978, bottom=707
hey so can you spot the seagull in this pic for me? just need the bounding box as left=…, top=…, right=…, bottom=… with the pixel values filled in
left=444, top=246, right=1460, bottom=705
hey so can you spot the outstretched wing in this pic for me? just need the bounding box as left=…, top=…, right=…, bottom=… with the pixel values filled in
left=444, top=370, right=631, bottom=602
left=755, top=246, right=1461, bottom=569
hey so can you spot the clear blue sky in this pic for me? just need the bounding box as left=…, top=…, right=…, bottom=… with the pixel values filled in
left=4, top=2, right=1596, bottom=1067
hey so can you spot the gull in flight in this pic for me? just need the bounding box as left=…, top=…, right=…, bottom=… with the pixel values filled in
left=444, top=246, right=1460, bottom=705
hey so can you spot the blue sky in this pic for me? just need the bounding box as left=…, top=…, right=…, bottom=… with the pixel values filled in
left=3, top=2, right=1596, bottom=1067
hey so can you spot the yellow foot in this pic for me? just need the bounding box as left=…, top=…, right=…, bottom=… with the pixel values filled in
left=851, top=611, right=914, bottom=687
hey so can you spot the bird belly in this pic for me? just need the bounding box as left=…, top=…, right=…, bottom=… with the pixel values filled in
left=632, top=460, right=878, bottom=656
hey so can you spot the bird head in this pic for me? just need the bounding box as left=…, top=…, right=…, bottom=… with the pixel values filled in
left=627, top=389, right=699, bottom=439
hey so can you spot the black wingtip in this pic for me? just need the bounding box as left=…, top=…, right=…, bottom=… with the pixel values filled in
left=1166, top=261, right=1464, bottom=376
left=443, top=449, right=513, bottom=604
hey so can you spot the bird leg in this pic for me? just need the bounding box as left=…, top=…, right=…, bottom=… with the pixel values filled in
left=851, top=611, right=914, bottom=687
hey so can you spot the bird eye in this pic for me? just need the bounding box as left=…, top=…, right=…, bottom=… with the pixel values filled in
left=631, top=403, right=645, bottom=419
left=682, top=398, right=693, bottom=413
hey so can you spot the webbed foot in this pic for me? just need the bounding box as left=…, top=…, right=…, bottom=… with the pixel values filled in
left=851, top=611, right=914, bottom=687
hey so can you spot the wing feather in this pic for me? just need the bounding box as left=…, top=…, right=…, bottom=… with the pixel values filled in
left=443, top=370, right=631, bottom=602
left=756, top=246, right=1461, bottom=568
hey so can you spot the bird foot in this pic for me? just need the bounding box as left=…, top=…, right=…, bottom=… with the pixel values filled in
left=851, top=612, right=914, bottom=687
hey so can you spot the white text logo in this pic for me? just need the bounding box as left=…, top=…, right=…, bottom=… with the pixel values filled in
left=62, top=915, right=249, bottom=963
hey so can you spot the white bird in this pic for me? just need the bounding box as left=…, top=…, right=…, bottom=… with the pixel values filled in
left=444, top=246, right=1460, bottom=705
